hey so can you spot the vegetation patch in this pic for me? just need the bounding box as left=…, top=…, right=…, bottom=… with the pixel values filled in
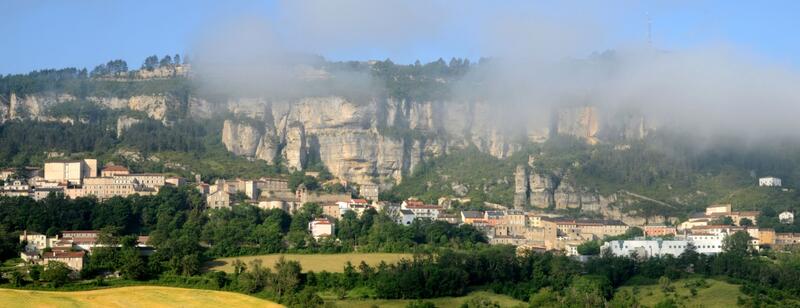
left=209, top=253, right=412, bottom=273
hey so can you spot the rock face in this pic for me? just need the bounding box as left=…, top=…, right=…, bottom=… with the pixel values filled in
left=554, top=106, right=600, bottom=144
left=0, top=93, right=75, bottom=122
left=87, top=95, right=169, bottom=121
left=116, top=116, right=141, bottom=138
left=222, top=120, right=263, bottom=157
left=212, top=96, right=537, bottom=187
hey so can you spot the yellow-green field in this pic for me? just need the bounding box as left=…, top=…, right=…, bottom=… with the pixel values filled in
left=0, top=286, right=282, bottom=308
left=209, top=253, right=412, bottom=273
left=618, top=278, right=743, bottom=308
left=328, top=291, right=526, bottom=308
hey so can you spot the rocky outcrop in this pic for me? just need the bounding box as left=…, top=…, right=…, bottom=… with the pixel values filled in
left=282, top=124, right=307, bottom=171
left=554, top=106, right=600, bottom=144
left=87, top=95, right=169, bottom=121
left=221, top=120, right=263, bottom=157
left=116, top=116, right=141, bottom=138
left=0, top=92, right=76, bottom=121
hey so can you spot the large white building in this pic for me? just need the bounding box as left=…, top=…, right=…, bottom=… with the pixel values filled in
left=44, top=159, right=98, bottom=185
left=759, top=177, right=782, bottom=187
left=602, top=234, right=725, bottom=258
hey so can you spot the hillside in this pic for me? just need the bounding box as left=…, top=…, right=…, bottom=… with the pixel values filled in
left=4, top=58, right=800, bottom=221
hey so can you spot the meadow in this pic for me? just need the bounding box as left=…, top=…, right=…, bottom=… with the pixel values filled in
left=326, top=290, right=527, bottom=308
left=209, top=252, right=412, bottom=273
left=0, top=286, right=282, bottom=308
left=617, top=278, right=743, bottom=308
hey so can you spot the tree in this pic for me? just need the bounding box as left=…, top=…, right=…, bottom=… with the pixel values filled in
left=712, top=216, right=735, bottom=226
left=272, top=257, right=302, bottom=298
left=723, top=231, right=751, bottom=256
left=42, top=261, right=71, bottom=287
left=119, top=247, right=146, bottom=280
left=174, top=54, right=182, bottom=66
left=577, top=241, right=601, bottom=255
left=739, top=218, right=754, bottom=226
left=142, top=55, right=158, bottom=70
left=159, top=55, right=173, bottom=67
left=232, top=259, right=247, bottom=276
left=29, top=264, right=42, bottom=284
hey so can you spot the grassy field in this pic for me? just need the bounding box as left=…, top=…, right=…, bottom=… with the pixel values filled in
left=209, top=253, right=413, bottom=273
left=327, top=291, right=526, bottom=308
left=618, top=278, right=743, bottom=308
left=0, top=286, right=282, bottom=308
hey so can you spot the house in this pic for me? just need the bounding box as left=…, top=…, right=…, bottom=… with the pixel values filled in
left=397, top=209, right=415, bottom=225
left=543, top=218, right=629, bottom=238
left=207, top=190, right=232, bottom=209
left=484, top=211, right=505, bottom=225
left=0, top=179, right=31, bottom=197
left=0, top=168, right=14, bottom=181
left=33, top=187, right=64, bottom=200
left=322, top=203, right=342, bottom=219
left=705, top=204, right=732, bottom=216
left=42, top=250, right=87, bottom=272
left=44, top=159, right=98, bottom=185
left=644, top=225, right=678, bottom=237
left=100, top=165, right=129, bottom=177
left=359, top=183, right=379, bottom=200
left=401, top=200, right=441, bottom=219
left=707, top=211, right=759, bottom=226
left=436, top=213, right=460, bottom=224
left=166, top=176, right=186, bottom=187
left=779, top=211, right=794, bottom=224
left=20, top=230, right=49, bottom=252
left=775, top=233, right=800, bottom=248
left=308, top=218, right=335, bottom=239
left=257, top=177, right=290, bottom=192
left=461, top=211, right=484, bottom=224
left=759, top=177, right=782, bottom=187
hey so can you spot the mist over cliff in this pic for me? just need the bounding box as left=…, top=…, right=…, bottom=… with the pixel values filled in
left=186, top=1, right=800, bottom=144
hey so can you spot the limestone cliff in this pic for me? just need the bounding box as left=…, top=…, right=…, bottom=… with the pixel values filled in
left=88, top=95, right=169, bottom=121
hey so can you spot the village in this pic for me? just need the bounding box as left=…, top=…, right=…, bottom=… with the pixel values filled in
left=3, top=160, right=799, bottom=274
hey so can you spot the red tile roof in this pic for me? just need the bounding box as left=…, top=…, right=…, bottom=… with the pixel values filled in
left=102, top=165, right=129, bottom=172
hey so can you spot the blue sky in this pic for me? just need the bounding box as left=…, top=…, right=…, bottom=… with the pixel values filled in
left=1, top=0, right=799, bottom=74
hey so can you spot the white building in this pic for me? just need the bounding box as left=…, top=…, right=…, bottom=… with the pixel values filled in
left=401, top=200, right=441, bottom=220
left=759, top=177, right=782, bottom=187
left=397, top=209, right=415, bottom=225
left=602, top=234, right=725, bottom=258
left=779, top=211, right=794, bottom=224
left=309, top=218, right=335, bottom=240
left=44, top=159, right=98, bottom=185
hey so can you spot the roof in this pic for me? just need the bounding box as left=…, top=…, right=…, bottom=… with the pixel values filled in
left=351, top=199, right=369, bottom=204
left=399, top=209, right=415, bottom=215
left=406, top=204, right=442, bottom=209
left=102, top=165, right=129, bottom=172
left=485, top=210, right=505, bottom=217
left=404, top=200, right=424, bottom=207
left=62, top=230, right=100, bottom=235
left=544, top=218, right=627, bottom=226
left=43, top=251, right=86, bottom=258
left=312, top=218, right=332, bottom=224
left=461, top=211, right=483, bottom=219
